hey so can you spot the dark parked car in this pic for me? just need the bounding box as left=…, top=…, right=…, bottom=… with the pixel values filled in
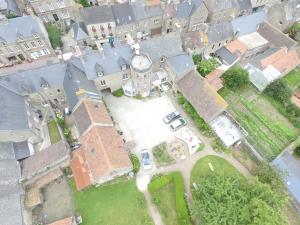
left=163, top=111, right=181, bottom=124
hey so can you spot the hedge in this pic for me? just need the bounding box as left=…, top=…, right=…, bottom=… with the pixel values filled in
left=148, top=172, right=192, bottom=225
left=130, top=154, right=140, bottom=174
left=112, top=88, right=124, bottom=97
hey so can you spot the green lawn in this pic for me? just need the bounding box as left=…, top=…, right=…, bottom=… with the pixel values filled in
left=70, top=179, right=153, bottom=225
left=283, top=68, right=300, bottom=90
left=190, top=155, right=244, bottom=186
left=152, top=142, right=175, bottom=167
left=47, top=120, right=61, bottom=144
left=151, top=183, right=178, bottom=225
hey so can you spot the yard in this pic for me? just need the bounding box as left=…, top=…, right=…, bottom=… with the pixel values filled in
left=152, top=142, right=175, bottom=167
left=70, top=179, right=153, bottom=225
left=190, top=155, right=243, bottom=186
left=47, top=120, right=61, bottom=144
left=222, top=88, right=298, bottom=160
left=283, top=68, right=300, bottom=90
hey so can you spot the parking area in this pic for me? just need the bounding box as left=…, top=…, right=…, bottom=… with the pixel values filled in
left=105, top=94, right=178, bottom=152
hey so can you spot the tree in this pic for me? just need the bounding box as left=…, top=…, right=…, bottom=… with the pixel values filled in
left=192, top=174, right=288, bottom=225
left=223, top=66, right=250, bottom=90
left=196, top=58, right=219, bottom=77
left=264, top=79, right=292, bottom=103
left=46, top=23, right=62, bottom=49
left=288, top=23, right=300, bottom=39
left=253, top=162, right=286, bottom=194
left=294, top=145, right=300, bottom=157
left=79, top=0, right=90, bottom=7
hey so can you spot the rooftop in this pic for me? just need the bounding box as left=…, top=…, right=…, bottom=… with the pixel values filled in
left=207, top=21, right=234, bottom=44
left=238, top=32, right=268, bottom=50
left=82, top=5, right=115, bottom=25
left=131, top=53, right=152, bottom=72
left=166, top=53, right=195, bottom=79
left=112, top=3, right=136, bottom=26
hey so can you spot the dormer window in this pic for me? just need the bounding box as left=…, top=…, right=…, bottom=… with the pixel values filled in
left=100, top=26, right=104, bottom=31
left=97, top=71, right=104, bottom=77
left=108, top=24, right=112, bottom=30
left=121, top=64, right=127, bottom=71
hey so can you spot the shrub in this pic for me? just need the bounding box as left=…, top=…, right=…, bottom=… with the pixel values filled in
left=264, top=79, right=292, bottom=103
left=130, top=154, right=140, bottom=174
left=223, top=66, right=250, bottom=90
left=196, top=58, right=219, bottom=77
left=79, top=0, right=90, bottom=7
left=112, top=88, right=124, bottom=97
left=288, top=22, right=300, bottom=39
left=294, top=146, right=300, bottom=157
left=148, top=172, right=192, bottom=225
left=46, top=23, right=62, bottom=49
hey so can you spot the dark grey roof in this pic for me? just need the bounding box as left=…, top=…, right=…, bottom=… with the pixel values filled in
left=112, top=3, right=136, bottom=26
left=249, top=47, right=279, bottom=69
left=64, top=62, right=101, bottom=110
left=215, top=47, right=238, bottom=65
left=204, top=0, right=236, bottom=13
left=166, top=53, right=195, bottom=79
left=207, top=21, right=234, bottom=43
left=13, top=141, right=31, bottom=161
left=131, top=2, right=163, bottom=21
left=72, top=101, right=92, bottom=135
left=257, top=22, right=297, bottom=49
left=231, top=10, right=267, bottom=36
left=0, top=193, right=24, bottom=225
left=0, top=15, right=44, bottom=44
left=272, top=150, right=300, bottom=205
left=139, top=34, right=183, bottom=63
left=79, top=42, right=132, bottom=79
left=82, top=5, right=115, bottom=25
left=176, top=0, right=203, bottom=18
left=0, top=85, right=28, bottom=131
left=236, top=0, right=251, bottom=12
left=73, top=22, right=88, bottom=41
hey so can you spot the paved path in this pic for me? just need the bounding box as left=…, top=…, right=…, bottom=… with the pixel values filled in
left=139, top=139, right=252, bottom=225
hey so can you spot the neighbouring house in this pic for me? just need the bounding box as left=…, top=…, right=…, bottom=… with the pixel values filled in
left=214, top=47, right=238, bottom=66
left=0, top=142, right=25, bottom=225
left=71, top=99, right=132, bottom=190
left=205, top=68, right=225, bottom=91
left=82, top=5, right=116, bottom=44
left=0, top=15, right=54, bottom=67
left=203, top=0, right=239, bottom=23
left=245, top=47, right=300, bottom=91
left=181, top=30, right=208, bottom=54
left=176, top=69, right=228, bottom=122
left=0, top=0, right=21, bottom=17
left=21, top=140, right=70, bottom=184
left=25, top=0, right=73, bottom=28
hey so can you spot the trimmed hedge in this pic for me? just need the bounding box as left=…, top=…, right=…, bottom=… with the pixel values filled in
left=148, top=172, right=192, bottom=225
left=130, top=154, right=140, bottom=174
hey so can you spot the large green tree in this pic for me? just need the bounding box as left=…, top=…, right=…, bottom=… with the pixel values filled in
left=192, top=174, right=288, bottom=225
left=264, top=79, right=292, bottom=103
left=195, top=58, right=219, bottom=77
left=223, top=66, right=250, bottom=90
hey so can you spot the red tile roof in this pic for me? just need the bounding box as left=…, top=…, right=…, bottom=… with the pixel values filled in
left=205, top=69, right=224, bottom=91
left=225, top=39, right=247, bottom=57
left=48, top=217, right=73, bottom=225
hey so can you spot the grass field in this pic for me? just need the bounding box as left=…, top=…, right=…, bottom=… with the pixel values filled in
left=70, top=179, right=153, bottom=225
left=47, top=120, right=61, bottom=144
left=283, top=68, right=300, bottom=90
left=151, top=183, right=178, bottom=225
left=223, top=89, right=298, bottom=160
left=152, top=142, right=175, bottom=167
left=190, top=155, right=243, bottom=186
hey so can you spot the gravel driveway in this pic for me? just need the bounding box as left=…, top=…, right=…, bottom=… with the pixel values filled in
left=104, top=94, right=178, bottom=151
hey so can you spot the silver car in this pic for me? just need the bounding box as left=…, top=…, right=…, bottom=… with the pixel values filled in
left=163, top=111, right=181, bottom=124
left=170, top=118, right=187, bottom=131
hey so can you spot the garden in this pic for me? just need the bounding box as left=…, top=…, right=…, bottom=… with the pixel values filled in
left=70, top=178, right=153, bottom=225
left=152, top=142, right=175, bottom=167
left=47, top=120, right=61, bottom=144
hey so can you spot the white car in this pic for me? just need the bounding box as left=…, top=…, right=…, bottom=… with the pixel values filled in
left=141, top=149, right=152, bottom=170
left=163, top=111, right=181, bottom=124
left=170, top=118, right=187, bottom=131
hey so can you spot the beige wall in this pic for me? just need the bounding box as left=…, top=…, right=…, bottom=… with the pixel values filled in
left=86, top=21, right=116, bottom=43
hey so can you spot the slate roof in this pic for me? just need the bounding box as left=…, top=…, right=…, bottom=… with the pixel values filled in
left=176, top=70, right=228, bottom=122
left=79, top=42, right=132, bottom=79
left=82, top=5, right=115, bottom=25
left=73, top=22, right=88, bottom=41
left=236, top=0, right=251, bottom=12
left=0, top=193, right=24, bottom=225
left=139, top=34, right=183, bottom=63
left=0, top=85, right=28, bottom=131
left=0, top=15, right=44, bottom=44
left=0, top=0, right=21, bottom=16
left=207, top=21, right=234, bottom=43
left=112, top=3, right=136, bottom=26
left=166, top=53, right=195, bottom=79
left=176, top=0, right=203, bottom=18
left=215, top=47, right=238, bottom=65
left=257, top=22, right=297, bottom=49
left=21, top=140, right=70, bottom=179
left=231, top=10, right=267, bottom=36
left=131, top=2, right=162, bottom=21
left=204, top=0, right=236, bottom=13
left=13, top=141, right=31, bottom=161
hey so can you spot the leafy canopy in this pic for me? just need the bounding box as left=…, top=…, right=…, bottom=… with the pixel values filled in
left=264, top=79, right=292, bottom=103
left=192, top=174, right=288, bottom=225
left=223, top=66, right=250, bottom=90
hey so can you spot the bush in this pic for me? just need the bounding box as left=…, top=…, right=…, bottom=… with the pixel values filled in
left=294, top=146, right=300, bottom=157
left=288, top=22, right=300, bottom=39
left=148, top=172, right=192, bottom=225
left=264, top=79, right=292, bottom=103
left=79, top=0, right=90, bottom=7
left=46, top=23, right=62, bottom=49
left=223, top=66, right=250, bottom=90
left=112, top=88, right=124, bottom=97
left=130, top=154, right=140, bottom=174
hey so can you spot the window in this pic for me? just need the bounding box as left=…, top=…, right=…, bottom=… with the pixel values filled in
left=38, top=40, right=43, bottom=46
left=43, top=49, right=50, bottom=55
left=122, top=73, right=128, bottom=80
left=15, top=46, right=21, bottom=51
left=6, top=47, right=13, bottom=53
left=57, top=0, right=66, bottom=8
left=49, top=3, right=54, bottom=10
left=38, top=6, right=45, bottom=12
left=100, top=80, right=106, bottom=86
left=154, top=19, right=160, bottom=24
left=37, top=50, right=42, bottom=57
left=31, top=42, right=36, bottom=48
left=191, top=25, right=197, bottom=32
left=24, top=43, right=30, bottom=49
left=43, top=15, right=49, bottom=23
